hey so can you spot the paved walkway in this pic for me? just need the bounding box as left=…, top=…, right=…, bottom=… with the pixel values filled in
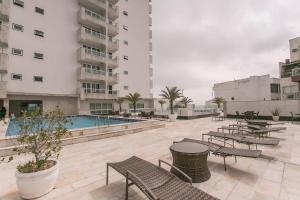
left=1, top=118, right=300, bottom=200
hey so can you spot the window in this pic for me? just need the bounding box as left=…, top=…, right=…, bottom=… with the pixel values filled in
left=123, top=11, right=128, bottom=16
left=12, top=48, right=23, bottom=56
left=270, top=84, right=280, bottom=93
left=123, top=25, right=128, bottom=31
left=124, top=70, right=128, bottom=75
left=13, top=0, right=24, bottom=7
left=292, top=49, right=298, bottom=53
left=90, top=103, right=113, bottom=115
left=123, top=56, right=128, bottom=60
left=85, top=8, right=105, bottom=22
left=123, top=40, right=128, bottom=45
left=34, top=76, right=43, bottom=82
left=34, top=30, right=44, bottom=37
left=83, top=45, right=105, bottom=57
left=11, top=73, right=22, bottom=80
left=83, top=63, right=106, bottom=75
left=124, top=86, right=129, bottom=90
left=83, top=26, right=105, bottom=39
left=34, top=53, right=44, bottom=59
left=129, top=103, right=144, bottom=112
left=82, top=82, right=105, bottom=94
left=35, top=7, right=44, bottom=15
left=12, top=23, right=24, bottom=32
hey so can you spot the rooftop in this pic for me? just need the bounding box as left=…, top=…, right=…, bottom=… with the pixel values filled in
left=1, top=118, right=300, bottom=200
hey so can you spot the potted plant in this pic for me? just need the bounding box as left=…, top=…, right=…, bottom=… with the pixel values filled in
left=13, top=108, right=70, bottom=199
left=158, top=99, right=166, bottom=114
left=160, top=86, right=182, bottom=121
left=272, top=108, right=280, bottom=121
left=180, top=96, right=193, bottom=108
left=125, top=92, right=142, bottom=116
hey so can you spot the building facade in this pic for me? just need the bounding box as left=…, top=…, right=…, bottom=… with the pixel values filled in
left=213, top=75, right=281, bottom=102
left=279, top=36, right=300, bottom=100
left=0, top=0, right=153, bottom=116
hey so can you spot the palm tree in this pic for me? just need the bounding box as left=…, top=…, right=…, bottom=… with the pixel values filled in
left=158, top=99, right=166, bottom=114
left=180, top=97, right=193, bottom=108
left=114, top=97, right=124, bottom=113
left=125, top=92, right=142, bottom=113
left=160, top=86, right=182, bottom=115
left=212, top=97, right=225, bottom=108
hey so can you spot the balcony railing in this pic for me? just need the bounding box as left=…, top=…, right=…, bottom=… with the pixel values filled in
left=79, top=88, right=118, bottom=100
left=108, top=4, right=119, bottom=20
left=283, top=92, right=300, bottom=100
left=78, top=7, right=106, bottom=28
left=78, top=28, right=106, bottom=46
left=107, top=38, right=119, bottom=52
left=0, top=81, right=7, bottom=98
left=107, top=73, right=119, bottom=84
left=78, top=0, right=106, bottom=12
left=0, top=52, right=8, bottom=71
left=0, top=0, right=10, bottom=20
left=78, top=68, right=106, bottom=82
left=77, top=47, right=106, bottom=64
left=0, top=24, right=8, bottom=47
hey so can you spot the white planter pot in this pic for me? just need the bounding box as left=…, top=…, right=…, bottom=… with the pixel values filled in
left=16, top=161, right=59, bottom=199
left=168, top=114, right=178, bottom=121
left=272, top=116, right=280, bottom=121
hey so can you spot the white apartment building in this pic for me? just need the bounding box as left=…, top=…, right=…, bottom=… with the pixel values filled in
left=279, top=36, right=300, bottom=100
left=213, top=75, right=281, bottom=102
left=0, top=0, right=153, bottom=116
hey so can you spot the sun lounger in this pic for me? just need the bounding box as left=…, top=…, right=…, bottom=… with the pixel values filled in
left=203, top=131, right=280, bottom=149
left=177, top=138, right=262, bottom=170
left=106, top=156, right=219, bottom=200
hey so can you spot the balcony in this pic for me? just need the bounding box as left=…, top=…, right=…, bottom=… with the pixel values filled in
left=108, top=4, right=119, bottom=20
left=78, top=7, right=106, bottom=29
left=283, top=92, right=300, bottom=100
left=78, top=68, right=106, bottom=82
left=78, top=88, right=117, bottom=100
left=107, top=22, right=119, bottom=37
left=78, top=28, right=106, bottom=47
left=78, top=0, right=106, bottom=12
left=0, top=24, right=8, bottom=47
left=291, top=68, right=300, bottom=82
left=77, top=47, right=106, bottom=64
left=107, top=73, right=119, bottom=84
left=108, top=0, right=119, bottom=5
left=107, top=56, right=118, bottom=69
left=107, top=38, right=118, bottom=52
left=0, top=0, right=10, bottom=20
left=0, top=52, right=8, bottom=72
left=0, top=81, right=7, bottom=99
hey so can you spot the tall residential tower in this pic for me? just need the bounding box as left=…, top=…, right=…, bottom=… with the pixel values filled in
left=0, top=0, right=153, bottom=116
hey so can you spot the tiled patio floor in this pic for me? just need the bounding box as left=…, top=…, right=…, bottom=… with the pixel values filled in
left=1, top=118, right=300, bottom=200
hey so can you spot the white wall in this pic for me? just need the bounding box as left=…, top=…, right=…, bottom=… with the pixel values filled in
left=225, top=100, right=300, bottom=117
left=116, top=0, right=151, bottom=98
left=289, top=37, right=300, bottom=62
left=7, top=0, right=79, bottom=96
left=213, top=75, right=280, bottom=101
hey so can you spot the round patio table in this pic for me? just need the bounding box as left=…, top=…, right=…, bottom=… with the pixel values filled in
left=170, top=142, right=211, bottom=183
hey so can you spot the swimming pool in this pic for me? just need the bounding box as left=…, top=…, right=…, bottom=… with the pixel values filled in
left=5, top=115, right=140, bottom=136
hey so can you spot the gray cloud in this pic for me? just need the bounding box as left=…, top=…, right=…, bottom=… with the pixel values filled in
left=151, top=0, right=300, bottom=103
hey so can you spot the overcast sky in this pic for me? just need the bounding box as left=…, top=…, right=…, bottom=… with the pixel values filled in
left=151, top=0, right=300, bottom=104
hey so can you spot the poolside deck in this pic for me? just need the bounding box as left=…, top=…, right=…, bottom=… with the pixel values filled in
left=1, top=118, right=300, bottom=200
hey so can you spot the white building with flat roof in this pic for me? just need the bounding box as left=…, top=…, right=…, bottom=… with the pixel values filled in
left=213, top=75, right=281, bottom=102
left=0, top=0, right=153, bottom=116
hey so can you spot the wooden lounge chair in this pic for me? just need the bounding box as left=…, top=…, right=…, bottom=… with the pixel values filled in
left=107, top=156, right=219, bottom=200
left=203, top=131, right=280, bottom=150
left=178, top=138, right=261, bottom=171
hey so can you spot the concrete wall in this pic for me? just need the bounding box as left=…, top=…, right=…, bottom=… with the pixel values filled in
left=213, top=75, right=280, bottom=102
left=116, top=0, right=152, bottom=98
left=225, top=100, right=300, bottom=117
left=289, top=37, right=300, bottom=62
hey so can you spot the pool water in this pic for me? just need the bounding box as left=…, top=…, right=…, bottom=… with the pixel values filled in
left=6, top=116, right=139, bottom=136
